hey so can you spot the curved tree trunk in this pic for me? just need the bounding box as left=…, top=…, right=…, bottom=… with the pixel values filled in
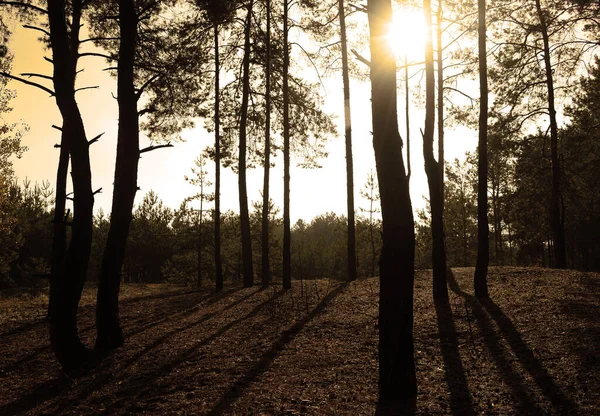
left=474, top=0, right=490, bottom=298
left=368, top=0, right=417, bottom=412
left=214, top=23, right=224, bottom=292
left=261, top=0, right=271, bottom=288
left=95, top=0, right=139, bottom=352
left=282, top=0, right=292, bottom=290
left=424, top=0, right=448, bottom=300
left=339, top=0, right=357, bottom=282
left=239, top=0, right=254, bottom=288
left=47, top=0, right=95, bottom=371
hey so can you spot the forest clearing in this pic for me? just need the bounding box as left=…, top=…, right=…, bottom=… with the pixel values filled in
left=1, top=267, right=598, bottom=415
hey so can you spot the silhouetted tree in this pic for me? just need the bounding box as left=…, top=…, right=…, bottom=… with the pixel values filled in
left=368, top=0, right=416, bottom=411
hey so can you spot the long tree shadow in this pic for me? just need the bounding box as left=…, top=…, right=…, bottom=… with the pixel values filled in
left=208, top=282, right=349, bottom=415
left=447, top=270, right=544, bottom=414
left=479, top=297, right=577, bottom=414
left=0, top=287, right=248, bottom=415
left=0, top=288, right=235, bottom=376
left=434, top=295, right=475, bottom=416
left=90, top=287, right=288, bottom=415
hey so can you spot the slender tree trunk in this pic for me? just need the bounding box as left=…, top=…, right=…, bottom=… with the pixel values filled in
left=339, top=0, right=357, bottom=282
left=48, top=131, right=68, bottom=320
left=47, top=0, right=95, bottom=371
left=437, top=0, right=444, bottom=205
left=282, top=0, right=292, bottom=290
left=474, top=0, right=490, bottom=298
left=370, top=188, right=376, bottom=277
left=95, top=0, right=139, bottom=352
left=535, top=0, right=566, bottom=269
left=198, top=180, right=204, bottom=288
left=424, top=0, right=448, bottom=300
left=405, top=55, right=411, bottom=183
left=214, top=24, right=223, bottom=292
left=239, top=0, right=254, bottom=288
left=368, top=0, right=417, bottom=412
left=261, top=0, right=271, bottom=288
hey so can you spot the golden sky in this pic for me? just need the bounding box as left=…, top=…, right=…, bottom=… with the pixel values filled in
left=4, top=8, right=477, bottom=222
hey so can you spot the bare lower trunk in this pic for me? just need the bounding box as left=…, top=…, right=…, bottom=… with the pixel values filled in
left=48, top=132, right=68, bottom=320
left=239, top=0, right=254, bottom=288
left=474, top=0, right=489, bottom=298
left=535, top=0, right=566, bottom=269
left=282, top=0, right=291, bottom=290
left=368, top=0, right=417, bottom=411
left=214, top=24, right=223, bottom=292
left=424, top=0, right=448, bottom=299
left=47, top=0, right=95, bottom=372
left=95, top=0, right=139, bottom=352
left=261, top=0, right=271, bottom=288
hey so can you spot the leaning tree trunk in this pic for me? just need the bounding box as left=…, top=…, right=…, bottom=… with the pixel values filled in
left=474, top=0, right=490, bottom=297
left=339, top=0, right=357, bottom=282
left=368, top=0, right=417, bottom=412
left=282, top=0, right=292, bottom=290
left=95, top=0, right=139, bottom=352
left=47, top=0, right=95, bottom=372
left=48, top=129, right=68, bottom=320
left=239, top=0, right=254, bottom=288
left=424, top=0, right=448, bottom=300
left=535, top=0, right=566, bottom=269
left=261, top=0, right=271, bottom=288
left=214, top=23, right=224, bottom=292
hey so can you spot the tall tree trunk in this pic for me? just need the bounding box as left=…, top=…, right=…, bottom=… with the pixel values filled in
left=437, top=0, right=444, bottom=205
left=474, top=0, right=490, bottom=298
left=47, top=0, right=95, bottom=371
left=368, top=0, right=417, bottom=412
left=405, top=55, right=411, bottom=183
left=239, top=0, right=254, bottom=288
left=95, top=0, right=139, bottom=352
left=198, top=180, right=204, bottom=288
left=282, top=0, right=292, bottom=290
left=214, top=23, right=224, bottom=292
left=48, top=130, right=68, bottom=320
left=535, top=0, right=566, bottom=269
left=339, top=0, right=357, bottom=282
left=261, top=0, right=271, bottom=288
left=424, top=0, right=448, bottom=300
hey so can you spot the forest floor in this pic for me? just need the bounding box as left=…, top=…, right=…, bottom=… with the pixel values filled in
left=0, top=267, right=598, bottom=415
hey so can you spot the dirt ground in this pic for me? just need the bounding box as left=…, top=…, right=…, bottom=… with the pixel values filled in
left=0, top=267, right=598, bottom=415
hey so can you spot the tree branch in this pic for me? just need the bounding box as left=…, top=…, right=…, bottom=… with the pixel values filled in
left=88, top=132, right=104, bottom=145
left=135, top=74, right=160, bottom=101
left=23, top=24, right=50, bottom=37
left=139, top=142, right=173, bottom=155
left=80, top=37, right=120, bottom=44
left=0, top=1, right=47, bottom=14
left=21, top=72, right=53, bottom=81
left=0, top=71, right=54, bottom=96
left=78, top=52, right=117, bottom=61
left=75, top=85, right=99, bottom=93
left=351, top=49, right=370, bottom=67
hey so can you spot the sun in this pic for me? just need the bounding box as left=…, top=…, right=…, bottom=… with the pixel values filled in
left=385, top=7, right=427, bottom=64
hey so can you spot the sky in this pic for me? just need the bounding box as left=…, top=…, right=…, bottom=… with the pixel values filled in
left=4, top=7, right=478, bottom=223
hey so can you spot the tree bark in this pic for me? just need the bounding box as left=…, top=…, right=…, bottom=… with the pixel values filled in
left=198, top=179, right=204, bottom=288
left=282, top=0, right=291, bottom=290
left=339, top=0, right=357, bottom=282
left=368, top=0, right=417, bottom=412
left=239, top=0, right=254, bottom=288
left=424, top=0, right=448, bottom=300
left=535, top=0, right=566, bottom=269
left=474, top=0, right=490, bottom=298
left=48, top=130, right=68, bottom=320
left=214, top=23, right=224, bottom=292
left=95, top=0, right=139, bottom=352
left=47, top=0, right=95, bottom=371
left=261, top=0, right=271, bottom=288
